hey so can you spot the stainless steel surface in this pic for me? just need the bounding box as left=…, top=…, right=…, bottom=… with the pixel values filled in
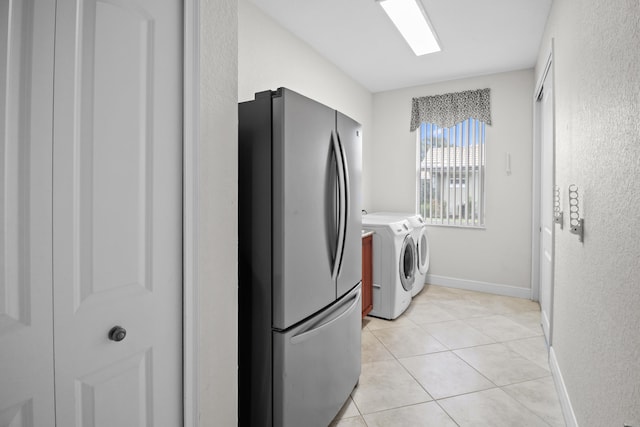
left=273, top=285, right=361, bottom=427
left=238, top=88, right=362, bottom=427
left=335, top=111, right=363, bottom=298
left=272, top=89, right=337, bottom=330
left=331, top=129, right=346, bottom=282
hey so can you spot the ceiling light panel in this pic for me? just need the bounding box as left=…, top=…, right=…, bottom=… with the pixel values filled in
left=378, top=0, right=440, bottom=56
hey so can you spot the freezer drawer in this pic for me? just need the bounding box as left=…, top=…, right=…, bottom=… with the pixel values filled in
left=273, top=284, right=362, bottom=427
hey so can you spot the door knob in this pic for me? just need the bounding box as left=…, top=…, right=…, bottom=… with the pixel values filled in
left=108, top=326, right=127, bottom=342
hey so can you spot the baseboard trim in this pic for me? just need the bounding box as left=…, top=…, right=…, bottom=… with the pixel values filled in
left=549, top=346, right=579, bottom=427
left=425, top=274, right=532, bottom=299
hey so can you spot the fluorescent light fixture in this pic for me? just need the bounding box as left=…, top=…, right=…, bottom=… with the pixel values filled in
left=377, top=0, right=441, bottom=56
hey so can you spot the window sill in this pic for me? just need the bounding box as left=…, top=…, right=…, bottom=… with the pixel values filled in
left=424, top=223, right=486, bottom=230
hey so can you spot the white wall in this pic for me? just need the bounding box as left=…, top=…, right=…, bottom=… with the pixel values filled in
left=197, top=1, right=640, bottom=424
left=535, top=0, right=640, bottom=425
left=199, top=0, right=238, bottom=425
left=370, top=70, right=535, bottom=294
left=238, top=0, right=374, bottom=207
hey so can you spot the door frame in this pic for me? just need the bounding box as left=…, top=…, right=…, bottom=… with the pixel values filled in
left=530, top=40, right=555, bottom=341
left=183, top=0, right=199, bottom=425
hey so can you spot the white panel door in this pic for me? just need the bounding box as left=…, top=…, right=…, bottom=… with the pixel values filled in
left=539, top=70, right=554, bottom=345
left=0, top=1, right=56, bottom=425
left=52, top=0, right=183, bottom=426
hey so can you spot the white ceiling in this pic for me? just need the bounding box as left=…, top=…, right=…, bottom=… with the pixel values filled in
left=248, top=0, right=552, bottom=93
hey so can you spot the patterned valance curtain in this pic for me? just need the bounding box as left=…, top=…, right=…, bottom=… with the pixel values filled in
left=409, top=88, right=492, bottom=131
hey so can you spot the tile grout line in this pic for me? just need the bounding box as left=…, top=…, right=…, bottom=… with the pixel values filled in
left=344, top=285, right=563, bottom=426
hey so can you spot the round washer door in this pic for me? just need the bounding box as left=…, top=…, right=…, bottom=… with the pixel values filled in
left=399, top=235, right=416, bottom=291
left=416, top=227, right=430, bottom=275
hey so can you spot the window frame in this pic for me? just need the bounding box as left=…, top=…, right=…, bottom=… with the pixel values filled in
left=416, top=119, right=487, bottom=229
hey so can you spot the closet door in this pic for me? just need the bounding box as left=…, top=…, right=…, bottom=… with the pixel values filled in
left=0, top=1, right=56, bottom=426
left=52, top=0, right=183, bottom=425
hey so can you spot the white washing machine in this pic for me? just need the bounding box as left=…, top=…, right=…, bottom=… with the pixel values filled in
left=366, top=212, right=430, bottom=296
left=362, top=216, right=416, bottom=319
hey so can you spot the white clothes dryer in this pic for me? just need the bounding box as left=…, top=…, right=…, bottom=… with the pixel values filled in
left=362, top=217, right=416, bottom=319
left=366, top=212, right=430, bottom=296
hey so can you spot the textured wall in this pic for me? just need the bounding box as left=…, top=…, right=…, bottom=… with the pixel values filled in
left=199, top=0, right=238, bottom=425
left=369, top=70, right=535, bottom=292
left=535, top=0, right=640, bottom=425
left=238, top=0, right=374, bottom=207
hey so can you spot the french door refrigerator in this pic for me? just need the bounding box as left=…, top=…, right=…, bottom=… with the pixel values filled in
left=238, top=88, right=362, bottom=427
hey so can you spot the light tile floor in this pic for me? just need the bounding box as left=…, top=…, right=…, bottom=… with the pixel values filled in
left=331, top=285, right=566, bottom=427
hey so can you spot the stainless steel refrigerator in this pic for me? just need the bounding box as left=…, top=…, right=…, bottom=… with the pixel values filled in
left=238, top=88, right=362, bottom=427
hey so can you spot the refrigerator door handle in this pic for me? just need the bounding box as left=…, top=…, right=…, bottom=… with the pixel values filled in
left=336, top=127, right=351, bottom=265
left=331, top=130, right=347, bottom=280
left=290, top=286, right=361, bottom=345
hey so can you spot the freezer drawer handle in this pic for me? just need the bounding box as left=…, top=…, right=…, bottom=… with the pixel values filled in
left=290, top=287, right=360, bottom=345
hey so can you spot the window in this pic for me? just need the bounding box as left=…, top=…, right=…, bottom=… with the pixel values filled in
left=410, top=88, right=491, bottom=227
left=417, top=119, right=486, bottom=227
